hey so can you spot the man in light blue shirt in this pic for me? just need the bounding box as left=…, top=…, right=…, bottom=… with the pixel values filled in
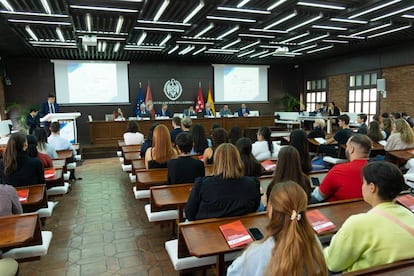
left=48, top=122, right=76, bottom=156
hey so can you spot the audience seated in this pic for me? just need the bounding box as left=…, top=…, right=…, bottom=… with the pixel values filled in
left=356, top=113, right=368, bottom=134
left=324, top=161, right=414, bottom=273
left=48, top=122, right=77, bottom=156
left=0, top=184, right=23, bottom=216
left=0, top=132, right=45, bottom=187
left=382, top=117, right=393, bottom=140
left=167, top=132, right=205, bottom=184
left=181, top=117, right=192, bottom=132
left=367, top=120, right=386, bottom=143
left=307, top=119, right=326, bottom=138
left=185, top=143, right=260, bottom=221
left=227, top=181, right=327, bottom=276
left=236, top=137, right=264, bottom=177
left=34, top=127, right=57, bottom=158
left=266, top=146, right=311, bottom=203
left=402, top=112, right=414, bottom=128
left=27, top=135, right=53, bottom=168
left=144, top=124, right=177, bottom=169
left=252, top=126, right=279, bottom=161
left=229, top=125, right=242, bottom=145
left=311, top=134, right=371, bottom=203
left=170, top=117, right=182, bottom=144
left=384, top=118, right=414, bottom=151
left=289, top=129, right=312, bottom=173
left=191, top=124, right=210, bottom=155
left=123, top=120, right=144, bottom=145
left=141, top=123, right=158, bottom=159
left=319, top=114, right=353, bottom=158
left=203, top=127, right=228, bottom=164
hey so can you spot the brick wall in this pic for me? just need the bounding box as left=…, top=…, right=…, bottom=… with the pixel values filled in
left=328, top=74, right=347, bottom=112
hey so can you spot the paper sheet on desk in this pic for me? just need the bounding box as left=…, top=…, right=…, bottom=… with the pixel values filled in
left=314, top=138, right=326, bottom=144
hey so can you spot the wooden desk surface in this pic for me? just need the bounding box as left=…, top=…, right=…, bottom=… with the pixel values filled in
left=151, top=183, right=192, bottom=209
left=56, top=150, right=73, bottom=160
left=17, top=184, right=48, bottom=212
left=124, top=152, right=141, bottom=165
left=52, top=159, right=66, bottom=169
left=45, top=168, right=63, bottom=189
left=0, top=213, right=42, bottom=250
left=122, top=145, right=141, bottom=153
left=386, top=149, right=414, bottom=166
left=132, top=159, right=146, bottom=172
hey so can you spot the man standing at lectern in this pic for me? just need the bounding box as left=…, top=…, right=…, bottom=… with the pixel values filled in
left=39, top=94, right=59, bottom=118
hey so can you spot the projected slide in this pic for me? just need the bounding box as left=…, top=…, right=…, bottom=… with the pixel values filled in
left=223, top=67, right=259, bottom=101
left=68, top=63, right=117, bottom=103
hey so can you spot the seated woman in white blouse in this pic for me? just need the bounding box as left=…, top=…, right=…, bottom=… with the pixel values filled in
left=251, top=126, right=279, bottom=161
left=123, top=120, right=144, bottom=145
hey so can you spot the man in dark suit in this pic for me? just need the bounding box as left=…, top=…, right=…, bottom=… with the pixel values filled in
left=26, top=108, right=39, bottom=134
left=156, top=104, right=172, bottom=118
left=237, top=103, right=250, bottom=117
left=203, top=103, right=214, bottom=117
left=39, top=93, right=59, bottom=118
left=136, top=103, right=150, bottom=118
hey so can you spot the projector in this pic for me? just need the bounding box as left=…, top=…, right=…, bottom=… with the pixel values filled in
left=82, top=35, right=98, bottom=46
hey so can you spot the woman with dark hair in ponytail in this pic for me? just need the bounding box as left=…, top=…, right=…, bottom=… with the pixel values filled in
left=227, top=181, right=327, bottom=276
left=251, top=126, right=279, bottom=161
left=0, top=132, right=45, bottom=187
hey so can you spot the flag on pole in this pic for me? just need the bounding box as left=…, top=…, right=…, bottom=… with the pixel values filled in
left=195, top=82, right=205, bottom=113
left=145, top=81, right=155, bottom=119
left=207, top=84, right=215, bottom=116
left=135, top=82, right=144, bottom=116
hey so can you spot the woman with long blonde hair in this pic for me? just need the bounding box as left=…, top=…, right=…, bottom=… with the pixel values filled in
left=227, top=181, right=327, bottom=276
left=185, top=143, right=261, bottom=221
left=384, top=118, right=414, bottom=151
left=144, top=124, right=176, bottom=169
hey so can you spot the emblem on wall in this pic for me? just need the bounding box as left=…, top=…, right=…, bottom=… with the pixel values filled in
left=163, top=78, right=182, bottom=101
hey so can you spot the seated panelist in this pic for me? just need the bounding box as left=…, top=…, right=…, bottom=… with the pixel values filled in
left=237, top=103, right=250, bottom=117
left=203, top=103, right=214, bottom=117
left=136, top=103, right=151, bottom=118
left=219, top=105, right=232, bottom=117
left=156, top=104, right=172, bottom=118
left=183, top=105, right=196, bottom=117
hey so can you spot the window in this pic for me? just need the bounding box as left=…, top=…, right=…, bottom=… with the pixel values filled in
left=305, top=79, right=326, bottom=112
left=348, top=72, right=378, bottom=122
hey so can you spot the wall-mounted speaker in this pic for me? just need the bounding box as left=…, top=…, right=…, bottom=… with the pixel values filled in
left=377, top=78, right=386, bottom=91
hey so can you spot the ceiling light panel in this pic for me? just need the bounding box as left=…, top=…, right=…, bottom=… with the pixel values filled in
left=351, top=23, right=391, bottom=36
left=134, top=26, right=185, bottom=32
left=267, top=0, right=288, bottom=11
left=8, top=19, right=71, bottom=25
left=183, top=1, right=205, bottom=23
left=239, top=33, right=275, bottom=39
left=194, top=23, right=214, bottom=38
left=298, top=33, right=329, bottom=45
left=237, top=0, right=250, bottom=8
left=239, top=40, right=260, bottom=51
left=371, top=5, right=414, bottom=21
left=217, top=6, right=270, bottom=14
left=297, top=1, right=346, bottom=10
left=312, top=25, right=347, bottom=31
left=0, top=0, right=13, bottom=11
left=264, top=11, right=297, bottom=30
left=367, top=24, right=412, bottom=38
left=70, top=5, right=138, bottom=13
left=348, top=0, right=402, bottom=19
left=307, top=44, right=333, bottom=53
left=40, top=0, right=52, bottom=14
left=56, top=27, right=64, bottom=41
left=25, top=25, right=38, bottom=41
left=192, top=46, right=207, bottom=55
left=292, top=44, right=318, bottom=52
left=206, top=16, right=256, bottom=23
left=154, top=0, right=170, bottom=21
left=116, top=16, right=124, bottom=33
left=216, top=25, right=239, bottom=40
left=221, top=38, right=241, bottom=49
left=287, top=13, right=322, bottom=32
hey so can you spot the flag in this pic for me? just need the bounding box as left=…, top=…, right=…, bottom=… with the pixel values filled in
left=195, top=82, right=204, bottom=113
left=207, top=84, right=215, bottom=116
left=145, top=81, right=155, bottom=119
left=135, top=82, right=144, bottom=116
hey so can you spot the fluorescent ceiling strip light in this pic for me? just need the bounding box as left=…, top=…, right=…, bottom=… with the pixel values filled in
left=259, top=51, right=276, bottom=58
left=249, top=28, right=287, bottom=33
left=264, top=11, right=297, bottom=30
left=267, top=0, right=288, bottom=11
left=168, top=45, right=179, bottom=54
left=77, top=30, right=128, bottom=36
left=134, top=26, right=184, bottom=32
left=86, top=13, right=92, bottom=32
left=292, top=44, right=317, bottom=52
left=297, top=1, right=345, bottom=10
left=137, top=32, right=147, bottom=45
left=273, top=53, right=298, bottom=57
left=240, top=40, right=260, bottom=50
left=9, top=19, right=70, bottom=25
left=217, top=6, right=270, bottom=14
left=125, top=45, right=164, bottom=49
left=349, top=0, right=402, bottom=19
left=281, top=31, right=309, bottom=43
left=0, top=0, right=13, bottom=11
left=30, top=41, right=76, bottom=46
left=56, top=27, right=64, bottom=42
left=25, top=25, right=39, bottom=41
left=70, top=5, right=138, bottom=13
left=352, top=23, right=391, bottom=36
left=217, top=25, right=239, bottom=40
left=114, top=42, right=120, bottom=52
left=250, top=50, right=268, bottom=58
left=183, top=1, right=204, bottom=23
left=239, top=33, right=275, bottom=39
left=116, top=16, right=124, bottom=33
left=96, top=36, right=126, bottom=41
left=206, top=48, right=238, bottom=52
left=312, top=25, right=347, bottom=31
left=102, top=41, right=107, bottom=52
left=338, top=34, right=365, bottom=39
left=40, top=0, right=52, bottom=14
left=368, top=24, right=411, bottom=38
left=330, top=18, right=367, bottom=24
left=182, top=36, right=217, bottom=40
left=124, top=47, right=163, bottom=51
left=154, top=0, right=170, bottom=21
left=206, top=16, right=256, bottom=23
left=176, top=40, right=214, bottom=45
left=98, top=41, right=102, bottom=52
left=222, top=38, right=241, bottom=49
left=402, top=14, right=414, bottom=19
left=205, top=51, right=234, bottom=55
left=287, top=13, right=322, bottom=32
left=32, top=43, right=77, bottom=48
left=322, top=39, right=348, bottom=43
left=237, top=49, right=255, bottom=57
left=298, top=33, right=329, bottom=45
left=192, top=46, right=207, bottom=55
left=178, top=45, right=195, bottom=55
left=194, top=23, right=214, bottom=38
left=307, top=45, right=333, bottom=53
left=120, top=0, right=143, bottom=2
left=260, top=45, right=284, bottom=49
left=137, top=20, right=190, bottom=26
left=371, top=5, right=414, bottom=21
left=160, top=34, right=172, bottom=46
left=84, top=44, right=88, bottom=51
left=0, top=11, right=68, bottom=17
left=237, top=0, right=250, bottom=8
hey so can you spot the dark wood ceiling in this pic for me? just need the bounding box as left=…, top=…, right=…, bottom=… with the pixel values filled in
left=0, top=0, right=414, bottom=64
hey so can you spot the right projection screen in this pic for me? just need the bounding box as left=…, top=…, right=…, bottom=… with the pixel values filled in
left=213, top=64, right=269, bottom=103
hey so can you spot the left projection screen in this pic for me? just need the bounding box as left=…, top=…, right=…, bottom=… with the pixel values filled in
left=52, top=60, right=130, bottom=104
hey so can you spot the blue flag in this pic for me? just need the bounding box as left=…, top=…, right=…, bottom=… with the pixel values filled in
left=135, top=84, right=144, bottom=116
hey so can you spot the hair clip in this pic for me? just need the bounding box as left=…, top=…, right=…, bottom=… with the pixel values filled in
left=290, top=210, right=301, bottom=221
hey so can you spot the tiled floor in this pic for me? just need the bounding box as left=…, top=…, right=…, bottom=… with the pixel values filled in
left=19, top=158, right=179, bottom=276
